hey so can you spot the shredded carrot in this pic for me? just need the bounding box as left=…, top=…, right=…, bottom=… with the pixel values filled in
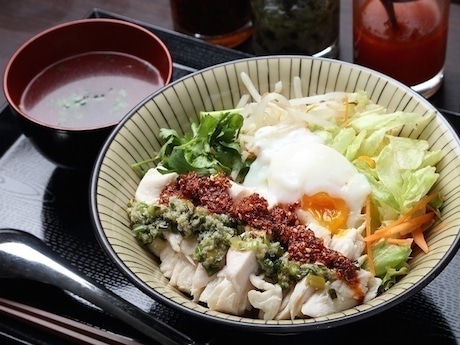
left=412, top=227, right=429, bottom=253
left=387, top=238, right=413, bottom=246
left=362, top=192, right=440, bottom=260
left=364, top=212, right=434, bottom=242
left=365, top=196, right=375, bottom=275
left=375, top=192, right=438, bottom=235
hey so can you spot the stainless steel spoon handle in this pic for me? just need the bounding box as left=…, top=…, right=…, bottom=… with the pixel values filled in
left=0, top=228, right=197, bottom=345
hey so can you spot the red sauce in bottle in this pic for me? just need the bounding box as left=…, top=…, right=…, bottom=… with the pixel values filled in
left=353, top=0, right=449, bottom=86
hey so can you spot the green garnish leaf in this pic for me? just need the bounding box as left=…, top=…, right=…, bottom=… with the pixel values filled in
left=153, top=110, right=250, bottom=180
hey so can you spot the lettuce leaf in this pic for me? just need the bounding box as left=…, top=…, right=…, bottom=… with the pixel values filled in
left=320, top=93, right=442, bottom=224
left=366, top=239, right=411, bottom=291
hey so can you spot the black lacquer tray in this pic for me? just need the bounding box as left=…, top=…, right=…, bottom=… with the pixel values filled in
left=0, top=9, right=459, bottom=345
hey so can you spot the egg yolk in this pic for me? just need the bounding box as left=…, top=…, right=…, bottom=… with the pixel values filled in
left=301, top=192, right=350, bottom=234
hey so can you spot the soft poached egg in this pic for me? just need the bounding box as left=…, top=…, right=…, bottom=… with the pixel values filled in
left=242, top=124, right=372, bottom=233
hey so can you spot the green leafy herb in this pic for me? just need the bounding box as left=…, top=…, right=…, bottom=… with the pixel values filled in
left=132, top=110, right=251, bottom=181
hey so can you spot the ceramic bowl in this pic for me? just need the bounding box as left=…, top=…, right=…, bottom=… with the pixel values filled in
left=90, top=56, right=460, bottom=333
left=3, top=18, right=172, bottom=170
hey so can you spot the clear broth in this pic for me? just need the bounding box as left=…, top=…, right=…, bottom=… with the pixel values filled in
left=20, top=51, right=164, bottom=129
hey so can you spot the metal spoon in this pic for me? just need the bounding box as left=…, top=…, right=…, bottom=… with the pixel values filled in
left=0, top=228, right=198, bottom=345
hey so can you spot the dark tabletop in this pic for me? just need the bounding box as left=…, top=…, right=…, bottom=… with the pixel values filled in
left=0, top=1, right=459, bottom=344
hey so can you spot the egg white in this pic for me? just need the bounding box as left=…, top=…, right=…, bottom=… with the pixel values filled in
left=242, top=124, right=372, bottom=228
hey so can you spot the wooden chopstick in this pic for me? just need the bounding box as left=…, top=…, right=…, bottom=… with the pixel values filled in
left=0, top=297, right=144, bottom=345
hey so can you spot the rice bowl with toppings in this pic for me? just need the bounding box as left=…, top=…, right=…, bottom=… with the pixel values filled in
left=90, top=56, right=460, bottom=332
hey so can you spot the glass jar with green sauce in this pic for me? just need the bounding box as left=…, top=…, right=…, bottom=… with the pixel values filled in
left=249, top=0, right=340, bottom=57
